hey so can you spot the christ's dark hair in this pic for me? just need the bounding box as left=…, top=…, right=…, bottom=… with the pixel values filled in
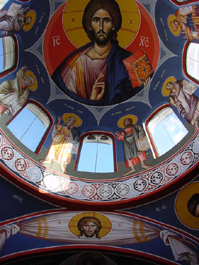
left=82, top=0, right=122, bottom=42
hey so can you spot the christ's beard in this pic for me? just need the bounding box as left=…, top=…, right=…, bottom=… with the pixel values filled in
left=93, top=30, right=112, bottom=45
left=96, top=34, right=109, bottom=45
left=84, top=232, right=95, bottom=237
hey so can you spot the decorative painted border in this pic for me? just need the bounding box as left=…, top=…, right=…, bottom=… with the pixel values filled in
left=0, top=128, right=199, bottom=208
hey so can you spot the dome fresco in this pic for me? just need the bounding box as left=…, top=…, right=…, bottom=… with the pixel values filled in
left=0, top=0, right=199, bottom=264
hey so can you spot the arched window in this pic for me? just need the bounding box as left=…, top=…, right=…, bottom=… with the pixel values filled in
left=75, top=132, right=117, bottom=173
left=6, top=101, right=52, bottom=154
left=144, top=106, right=188, bottom=158
left=0, top=36, right=18, bottom=76
left=183, top=42, right=199, bottom=83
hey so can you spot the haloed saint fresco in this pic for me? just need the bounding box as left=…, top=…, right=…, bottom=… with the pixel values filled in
left=162, top=77, right=199, bottom=132
left=40, top=114, right=81, bottom=174
left=168, top=5, right=199, bottom=41
left=0, top=3, right=36, bottom=35
left=0, top=66, right=37, bottom=115
left=46, top=0, right=158, bottom=106
left=115, top=115, right=152, bottom=176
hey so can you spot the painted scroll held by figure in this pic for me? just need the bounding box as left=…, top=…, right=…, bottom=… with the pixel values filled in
left=168, top=5, right=199, bottom=40
left=0, top=3, right=35, bottom=35
left=52, top=0, right=153, bottom=106
left=40, top=114, right=81, bottom=174
left=0, top=66, right=36, bottom=115
left=115, top=116, right=151, bottom=177
left=163, top=77, right=199, bottom=132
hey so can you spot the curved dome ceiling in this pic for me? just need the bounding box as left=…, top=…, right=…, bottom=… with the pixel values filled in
left=0, top=0, right=199, bottom=264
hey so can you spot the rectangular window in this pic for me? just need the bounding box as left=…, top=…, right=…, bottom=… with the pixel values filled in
left=0, top=36, right=16, bottom=74
left=146, top=107, right=188, bottom=158
left=185, top=43, right=199, bottom=82
left=77, top=134, right=115, bottom=173
left=7, top=103, right=50, bottom=152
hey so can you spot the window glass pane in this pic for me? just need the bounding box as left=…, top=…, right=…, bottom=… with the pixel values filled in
left=96, top=142, right=114, bottom=173
left=7, top=108, right=36, bottom=140
left=0, top=36, right=16, bottom=73
left=0, top=38, right=3, bottom=72
left=148, top=107, right=188, bottom=157
left=162, top=113, right=188, bottom=145
left=77, top=134, right=114, bottom=173
left=186, top=43, right=199, bottom=81
left=77, top=141, right=98, bottom=172
left=19, top=116, right=47, bottom=152
left=7, top=103, right=50, bottom=152
left=150, top=120, right=175, bottom=156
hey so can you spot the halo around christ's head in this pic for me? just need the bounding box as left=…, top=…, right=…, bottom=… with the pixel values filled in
left=62, top=0, right=140, bottom=48
left=68, top=212, right=112, bottom=238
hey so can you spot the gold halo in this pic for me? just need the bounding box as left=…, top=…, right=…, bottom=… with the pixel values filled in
left=117, top=115, right=138, bottom=128
left=62, top=113, right=82, bottom=127
left=168, top=14, right=181, bottom=36
left=162, top=76, right=176, bottom=97
left=24, top=70, right=38, bottom=91
left=175, top=182, right=199, bottom=229
left=23, top=10, right=36, bottom=32
left=68, top=212, right=112, bottom=238
left=63, top=0, right=140, bottom=48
